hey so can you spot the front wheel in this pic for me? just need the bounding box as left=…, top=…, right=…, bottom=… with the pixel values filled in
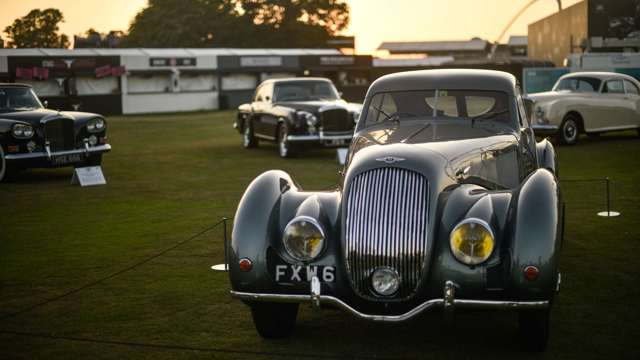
left=0, top=145, right=14, bottom=183
left=243, top=118, right=258, bottom=148
left=518, top=308, right=550, bottom=352
left=250, top=302, right=298, bottom=338
left=278, top=123, right=296, bottom=158
left=558, top=115, right=580, bottom=145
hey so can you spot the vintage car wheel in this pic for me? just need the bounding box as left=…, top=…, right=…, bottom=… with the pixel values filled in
left=250, top=302, right=298, bottom=338
left=0, top=146, right=14, bottom=183
left=559, top=115, right=580, bottom=145
left=243, top=119, right=258, bottom=148
left=518, top=308, right=550, bottom=351
left=278, top=123, right=296, bottom=158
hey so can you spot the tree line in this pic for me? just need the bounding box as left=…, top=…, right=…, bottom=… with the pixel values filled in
left=1, top=0, right=350, bottom=49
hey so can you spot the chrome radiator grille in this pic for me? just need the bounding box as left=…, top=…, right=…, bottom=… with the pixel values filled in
left=320, top=107, right=352, bottom=132
left=44, top=119, right=75, bottom=151
left=345, top=167, right=429, bottom=299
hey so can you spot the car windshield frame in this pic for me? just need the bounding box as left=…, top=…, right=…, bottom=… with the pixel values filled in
left=272, top=81, right=340, bottom=102
left=0, top=87, right=43, bottom=112
left=358, top=89, right=515, bottom=132
left=552, top=76, right=602, bottom=93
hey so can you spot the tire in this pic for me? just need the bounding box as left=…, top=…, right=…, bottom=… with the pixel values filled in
left=558, top=114, right=580, bottom=145
left=518, top=308, right=550, bottom=352
left=0, top=145, right=14, bottom=183
left=243, top=118, right=258, bottom=149
left=250, top=302, right=298, bottom=338
left=277, top=123, right=296, bottom=158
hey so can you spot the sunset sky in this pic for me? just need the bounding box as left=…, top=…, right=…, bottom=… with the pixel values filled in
left=0, top=0, right=583, bottom=53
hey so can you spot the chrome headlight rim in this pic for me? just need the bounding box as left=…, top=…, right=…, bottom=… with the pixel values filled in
left=87, top=118, right=106, bottom=133
left=282, top=215, right=326, bottom=262
left=11, top=123, right=34, bottom=139
left=449, top=217, right=495, bottom=266
left=297, top=111, right=318, bottom=128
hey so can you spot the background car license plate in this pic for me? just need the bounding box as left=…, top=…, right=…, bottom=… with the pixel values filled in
left=53, top=153, right=83, bottom=165
left=274, top=264, right=335, bottom=283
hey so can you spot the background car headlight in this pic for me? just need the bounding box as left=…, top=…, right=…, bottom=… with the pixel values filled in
left=297, top=111, right=318, bottom=128
left=450, top=218, right=495, bottom=265
left=12, top=123, right=34, bottom=139
left=535, top=106, right=547, bottom=124
left=283, top=216, right=325, bottom=261
left=371, top=267, right=400, bottom=296
left=87, top=118, right=106, bottom=133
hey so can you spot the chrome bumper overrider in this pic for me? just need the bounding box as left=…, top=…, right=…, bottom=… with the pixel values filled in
left=5, top=144, right=112, bottom=161
left=286, top=132, right=353, bottom=142
left=230, top=279, right=549, bottom=322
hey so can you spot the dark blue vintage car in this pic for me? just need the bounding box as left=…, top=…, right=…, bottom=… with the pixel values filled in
left=228, top=69, right=562, bottom=351
left=0, top=83, right=111, bottom=182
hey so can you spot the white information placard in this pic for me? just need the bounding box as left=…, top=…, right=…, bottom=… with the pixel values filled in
left=71, top=166, right=106, bottom=187
left=336, top=148, right=349, bottom=166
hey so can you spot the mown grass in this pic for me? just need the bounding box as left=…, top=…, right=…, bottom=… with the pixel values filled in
left=0, top=111, right=639, bottom=359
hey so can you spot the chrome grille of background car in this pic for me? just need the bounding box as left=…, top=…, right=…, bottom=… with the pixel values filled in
left=345, top=167, right=429, bottom=299
left=320, top=107, right=352, bottom=132
left=44, top=119, right=75, bottom=151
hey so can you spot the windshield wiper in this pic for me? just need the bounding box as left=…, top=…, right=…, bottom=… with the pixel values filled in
left=401, top=122, right=431, bottom=143
left=470, top=109, right=509, bottom=127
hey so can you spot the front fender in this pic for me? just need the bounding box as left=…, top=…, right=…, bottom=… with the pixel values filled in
left=510, top=168, right=561, bottom=299
left=536, top=138, right=557, bottom=175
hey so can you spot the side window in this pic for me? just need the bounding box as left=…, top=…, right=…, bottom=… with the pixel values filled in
left=602, top=80, right=625, bottom=94
left=624, top=80, right=640, bottom=95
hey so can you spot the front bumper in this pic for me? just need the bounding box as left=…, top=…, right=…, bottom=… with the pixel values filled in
left=287, top=131, right=353, bottom=143
left=5, top=144, right=111, bottom=163
left=230, top=280, right=549, bottom=322
left=532, top=124, right=559, bottom=136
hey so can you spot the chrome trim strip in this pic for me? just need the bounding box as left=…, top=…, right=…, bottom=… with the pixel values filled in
left=5, top=144, right=112, bottom=161
left=532, top=124, right=559, bottom=131
left=286, top=131, right=353, bottom=142
left=586, top=125, right=639, bottom=132
left=229, top=290, right=549, bottom=322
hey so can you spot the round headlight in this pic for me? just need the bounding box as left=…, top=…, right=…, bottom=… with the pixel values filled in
left=283, top=216, right=325, bottom=261
left=371, top=267, right=400, bottom=296
left=87, top=118, right=105, bottom=133
left=297, top=111, right=318, bottom=127
left=450, top=218, right=495, bottom=265
left=12, top=124, right=34, bottom=139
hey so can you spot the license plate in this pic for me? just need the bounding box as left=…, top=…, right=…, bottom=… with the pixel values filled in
left=274, top=264, right=335, bottom=283
left=52, top=153, right=83, bottom=165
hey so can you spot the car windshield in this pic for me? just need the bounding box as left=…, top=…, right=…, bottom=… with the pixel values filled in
left=0, top=87, right=43, bottom=112
left=553, top=77, right=601, bottom=92
left=362, top=89, right=512, bottom=131
left=273, top=81, right=340, bottom=102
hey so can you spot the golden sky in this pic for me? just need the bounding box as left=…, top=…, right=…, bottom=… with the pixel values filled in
left=0, top=0, right=583, bottom=53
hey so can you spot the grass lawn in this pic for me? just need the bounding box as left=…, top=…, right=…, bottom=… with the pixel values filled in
left=1, top=110, right=639, bottom=359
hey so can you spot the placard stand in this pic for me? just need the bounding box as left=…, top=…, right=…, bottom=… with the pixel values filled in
left=71, top=166, right=107, bottom=186
left=336, top=148, right=348, bottom=165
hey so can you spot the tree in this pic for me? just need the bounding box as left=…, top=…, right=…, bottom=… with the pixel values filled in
left=124, top=0, right=349, bottom=48
left=3, top=8, right=70, bottom=48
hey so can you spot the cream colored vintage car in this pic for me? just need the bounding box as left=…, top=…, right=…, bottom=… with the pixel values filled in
left=528, top=72, right=640, bottom=144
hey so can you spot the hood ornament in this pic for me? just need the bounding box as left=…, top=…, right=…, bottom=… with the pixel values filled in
left=376, top=156, right=405, bottom=164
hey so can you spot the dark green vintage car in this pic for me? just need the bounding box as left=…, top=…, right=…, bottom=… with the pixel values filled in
left=229, top=69, right=562, bottom=351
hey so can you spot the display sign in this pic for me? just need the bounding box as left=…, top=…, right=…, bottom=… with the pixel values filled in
left=240, top=56, right=282, bottom=67
left=71, top=166, right=107, bottom=186
left=320, top=56, right=355, bottom=66
left=337, top=148, right=348, bottom=165
left=149, top=57, right=197, bottom=67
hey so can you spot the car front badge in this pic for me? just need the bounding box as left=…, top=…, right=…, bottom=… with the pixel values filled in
left=375, top=156, right=405, bottom=164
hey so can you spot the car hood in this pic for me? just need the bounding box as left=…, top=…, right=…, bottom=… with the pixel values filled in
left=346, top=122, right=520, bottom=190
left=275, top=100, right=361, bottom=113
left=0, top=108, right=101, bottom=126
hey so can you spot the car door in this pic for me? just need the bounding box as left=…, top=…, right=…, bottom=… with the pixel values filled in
left=252, top=84, right=275, bottom=138
left=599, top=79, right=634, bottom=130
left=623, top=79, right=640, bottom=128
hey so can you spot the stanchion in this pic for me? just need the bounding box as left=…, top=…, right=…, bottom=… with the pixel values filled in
left=211, top=217, right=230, bottom=272
left=597, top=177, right=620, bottom=217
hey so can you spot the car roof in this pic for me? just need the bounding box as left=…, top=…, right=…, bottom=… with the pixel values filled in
left=560, top=71, right=639, bottom=83
left=0, top=83, right=32, bottom=88
left=366, top=69, right=517, bottom=96
left=261, top=77, right=333, bottom=85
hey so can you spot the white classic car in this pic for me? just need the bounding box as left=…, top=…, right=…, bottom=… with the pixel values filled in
left=527, top=72, right=640, bottom=144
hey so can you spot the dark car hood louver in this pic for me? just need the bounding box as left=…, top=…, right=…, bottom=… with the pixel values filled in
left=344, top=167, right=429, bottom=300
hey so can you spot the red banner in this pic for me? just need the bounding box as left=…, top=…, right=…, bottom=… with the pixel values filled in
left=95, top=65, right=112, bottom=78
